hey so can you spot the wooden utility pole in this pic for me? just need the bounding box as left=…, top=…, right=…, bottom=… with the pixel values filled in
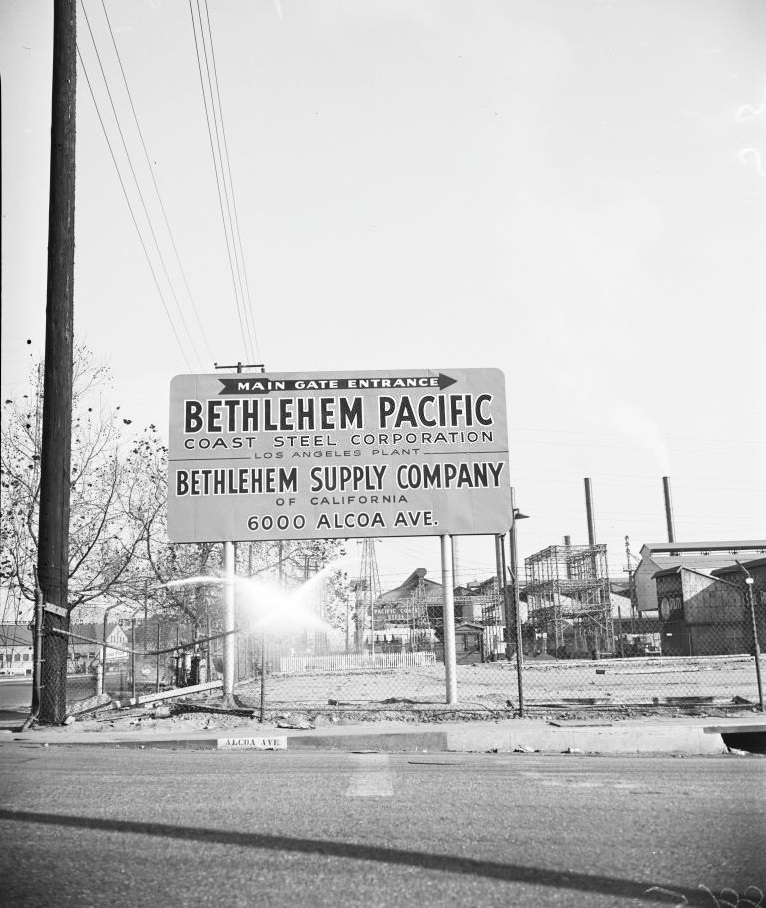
left=37, top=0, right=77, bottom=725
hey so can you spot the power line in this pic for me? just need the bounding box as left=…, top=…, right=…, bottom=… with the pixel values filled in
left=78, top=0, right=203, bottom=369
left=202, top=0, right=261, bottom=362
left=99, top=0, right=214, bottom=366
left=513, top=474, right=766, bottom=492
left=509, top=425, right=766, bottom=446
left=513, top=466, right=766, bottom=485
left=188, top=0, right=254, bottom=362
left=76, top=45, right=193, bottom=372
left=508, top=437, right=764, bottom=456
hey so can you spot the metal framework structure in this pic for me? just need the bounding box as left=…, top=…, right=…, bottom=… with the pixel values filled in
left=454, top=593, right=502, bottom=624
left=355, top=539, right=382, bottom=650
left=525, top=544, right=614, bottom=655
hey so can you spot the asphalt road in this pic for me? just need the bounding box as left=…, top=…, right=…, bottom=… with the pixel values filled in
left=0, top=677, right=94, bottom=726
left=0, top=678, right=32, bottom=725
left=0, top=747, right=763, bottom=907
left=0, top=678, right=32, bottom=707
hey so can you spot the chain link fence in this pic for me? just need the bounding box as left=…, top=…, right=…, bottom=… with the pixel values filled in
left=231, top=570, right=765, bottom=717
left=50, top=612, right=223, bottom=710
left=31, top=566, right=764, bottom=720
left=509, top=560, right=766, bottom=713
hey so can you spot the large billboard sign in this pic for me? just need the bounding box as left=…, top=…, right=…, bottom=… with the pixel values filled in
left=167, top=368, right=511, bottom=543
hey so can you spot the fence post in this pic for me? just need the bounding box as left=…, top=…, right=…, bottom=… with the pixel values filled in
left=101, top=610, right=109, bottom=695
left=131, top=618, right=136, bottom=702
left=259, top=631, right=267, bottom=723
left=31, top=588, right=45, bottom=718
left=743, top=574, right=764, bottom=712
left=206, top=616, right=212, bottom=683
left=509, top=488, right=525, bottom=717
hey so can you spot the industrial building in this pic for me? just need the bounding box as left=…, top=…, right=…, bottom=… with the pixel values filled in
left=653, top=554, right=766, bottom=657
left=0, top=624, right=34, bottom=675
left=370, top=568, right=508, bottom=662
left=631, top=540, right=766, bottom=614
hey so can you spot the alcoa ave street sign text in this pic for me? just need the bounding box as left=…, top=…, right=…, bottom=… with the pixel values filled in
left=167, top=368, right=511, bottom=543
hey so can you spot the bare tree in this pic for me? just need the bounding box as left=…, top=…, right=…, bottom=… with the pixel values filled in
left=0, top=348, right=164, bottom=609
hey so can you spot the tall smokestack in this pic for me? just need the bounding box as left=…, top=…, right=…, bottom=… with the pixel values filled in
left=662, top=476, right=676, bottom=543
left=564, top=535, right=572, bottom=578
left=584, top=478, right=596, bottom=545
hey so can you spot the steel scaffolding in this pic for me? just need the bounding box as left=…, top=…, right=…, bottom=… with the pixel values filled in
left=354, top=539, right=382, bottom=650
left=525, top=544, right=614, bottom=655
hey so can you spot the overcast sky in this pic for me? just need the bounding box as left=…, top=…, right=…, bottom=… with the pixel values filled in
left=2, top=0, right=765, bottom=589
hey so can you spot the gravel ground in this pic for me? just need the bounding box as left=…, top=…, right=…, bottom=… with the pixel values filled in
left=233, top=655, right=764, bottom=712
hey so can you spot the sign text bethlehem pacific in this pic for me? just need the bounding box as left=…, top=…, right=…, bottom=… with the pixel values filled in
left=182, top=392, right=493, bottom=433
left=167, top=369, right=511, bottom=543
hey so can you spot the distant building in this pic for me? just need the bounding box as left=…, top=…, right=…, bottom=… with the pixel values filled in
left=67, top=621, right=129, bottom=671
left=653, top=555, right=766, bottom=656
left=434, top=622, right=488, bottom=664
left=632, top=541, right=766, bottom=615
left=711, top=557, right=766, bottom=598
left=0, top=624, right=34, bottom=675
left=373, top=569, right=507, bottom=659
left=374, top=569, right=442, bottom=650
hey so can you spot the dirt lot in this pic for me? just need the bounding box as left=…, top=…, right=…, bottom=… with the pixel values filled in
left=233, top=654, right=765, bottom=717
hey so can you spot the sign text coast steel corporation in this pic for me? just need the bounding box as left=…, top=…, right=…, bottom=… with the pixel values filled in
left=167, top=369, right=511, bottom=543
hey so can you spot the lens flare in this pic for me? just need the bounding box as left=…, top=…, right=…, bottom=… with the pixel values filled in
left=161, top=562, right=339, bottom=635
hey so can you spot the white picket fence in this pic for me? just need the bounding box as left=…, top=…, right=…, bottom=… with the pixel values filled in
left=279, top=651, right=437, bottom=674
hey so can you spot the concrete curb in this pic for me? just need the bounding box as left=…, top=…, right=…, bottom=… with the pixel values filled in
left=5, top=717, right=764, bottom=754
left=451, top=725, right=727, bottom=755
left=288, top=730, right=449, bottom=752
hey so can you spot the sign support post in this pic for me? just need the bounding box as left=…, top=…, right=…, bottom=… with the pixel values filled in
left=222, top=541, right=235, bottom=707
left=441, top=535, right=458, bottom=704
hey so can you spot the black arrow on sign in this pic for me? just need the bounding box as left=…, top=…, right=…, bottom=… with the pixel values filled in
left=218, top=373, right=458, bottom=395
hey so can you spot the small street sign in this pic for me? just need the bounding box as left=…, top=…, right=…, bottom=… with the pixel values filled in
left=217, top=736, right=287, bottom=750
left=44, top=602, right=68, bottom=618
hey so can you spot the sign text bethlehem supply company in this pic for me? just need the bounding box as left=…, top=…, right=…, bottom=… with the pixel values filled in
left=167, top=369, right=511, bottom=543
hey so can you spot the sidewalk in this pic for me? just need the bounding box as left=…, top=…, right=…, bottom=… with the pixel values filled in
left=4, top=714, right=765, bottom=755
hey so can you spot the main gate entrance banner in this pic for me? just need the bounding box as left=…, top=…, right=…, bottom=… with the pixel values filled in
left=168, top=368, right=511, bottom=542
